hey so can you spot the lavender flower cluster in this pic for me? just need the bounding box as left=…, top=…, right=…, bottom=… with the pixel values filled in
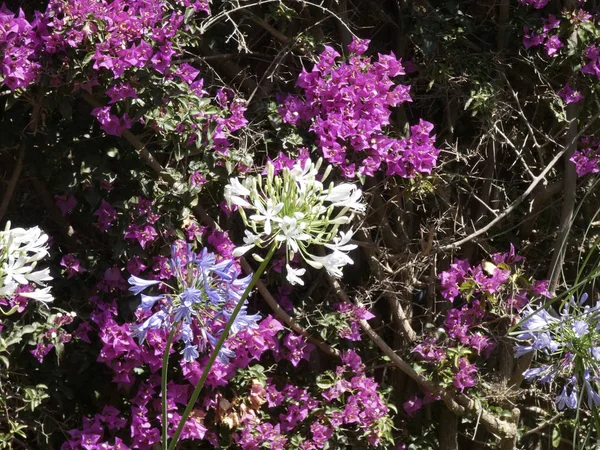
left=516, top=293, right=600, bottom=410
left=129, top=243, right=259, bottom=363
left=279, top=39, right=439, bottom=179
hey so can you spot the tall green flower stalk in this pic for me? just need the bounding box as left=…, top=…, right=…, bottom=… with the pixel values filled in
left=168, top=157, right=365, bottom=449
left=167, top=244, right=277, bottom=450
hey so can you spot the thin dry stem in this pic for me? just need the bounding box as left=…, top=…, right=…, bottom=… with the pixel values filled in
left=0, top=143, right=25, bottom=224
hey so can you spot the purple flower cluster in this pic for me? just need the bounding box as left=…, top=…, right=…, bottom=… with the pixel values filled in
left=403, top=390, right=439, bottom=417
left=123, top=197, right=160, bottom=249
left=0, top=284, right=36, bottom=315
left=60, top=254, right=85, bottom=279
left=93, top=200, right=118, bottom=232
left=280, top=333, right=315, bottom=366
left=444, top=300, right=495, bottom=356
left=518, top=0, right=550, bottom=8
left=0, top=5, right=43, bottom=89
left=91, top=107, right=134, bottom=137
left=0, top=0, right=200, bottom=91
left=279, top=39, right=439, bottom=179
left=516, top=293, right=600, bottom=410
left=413, top=246, right=550, bottom=393
left=30, top=312, right=75, bottom=363
left=334, top=302, right=375, bottom=341
left=238, top=350, right=391, bottom=450
left=558, top=82, right=584, bottom=105
left=412, top=298, right=489, bottom=393
left=55, top=193, right=77, bottom=216
left=439, top=244, right=549, bottom=309
left=453, top=357, right=478, bottom=391
left=570, top=137, right=600, bottom=176
left=582, top=45, right=600, bottom=80
left=1, top=1, right=249, bottom=158
left=129, top=243, right=257, bottom=362
left=522, top=15, right=563, bottom=57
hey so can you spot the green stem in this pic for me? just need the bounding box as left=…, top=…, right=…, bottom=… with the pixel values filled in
left=162, top=328, right=177, bottom=450
left=167, top=244, right=278, bottom=450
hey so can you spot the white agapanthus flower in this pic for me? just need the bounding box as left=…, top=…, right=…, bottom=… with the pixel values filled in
left=224, top=158, right=365, bottom=285
left=0, top=221, right=54, bottom=304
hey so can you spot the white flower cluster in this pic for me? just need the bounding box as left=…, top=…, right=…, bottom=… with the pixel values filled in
left=224, top=158, right=365, bottom=285
left=0, top=222, right=54, bottom=304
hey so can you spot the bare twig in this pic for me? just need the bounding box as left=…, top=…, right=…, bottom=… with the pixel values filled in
left=547, top=102, right=579, bottom=294
left=295, top=0, right=357, bottom=40
left=439, top=111, right=600, bottom=251
left=0, top=142, right=25, bottom=224
left=354, top=228, right=417, bottom=342
left=245, top=12, right=291, bottom=44
left=522, top=412, right=562, bottom=437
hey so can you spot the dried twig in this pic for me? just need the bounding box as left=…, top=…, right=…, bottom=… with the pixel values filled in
left=547, top=102, right=579, bottom=294
left=0, top=142, right=25, bottom=224
left=245, top=12, right=291, bottom=44
left=355, top=228, right=417, bottom=342
left=439, top=111, right=600, bottom=251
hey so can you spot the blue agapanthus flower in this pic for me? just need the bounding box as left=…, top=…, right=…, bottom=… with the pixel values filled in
left=128, top=244, right=259, bottom=362
left=515, top=293, right=600, bottom=410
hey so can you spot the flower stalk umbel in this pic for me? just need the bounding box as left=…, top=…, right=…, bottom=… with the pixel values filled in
left=0, top=221, right=54, bottom=307
left=515, top=293, right=600, bottom=411
left=224, top=158, right=365, bottom=286
left=127, top=244, right=261, bottom=449
left=167, top=243, right=278, bottom=450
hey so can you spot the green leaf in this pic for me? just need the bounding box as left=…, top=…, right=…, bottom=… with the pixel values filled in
left=184, top=7, right=195, bottom=23
left=54, top=343, right=65, bottom=362
left=552, top=425, right=561, bottom=448
left=81, top=52, right=95, bottom=66
left=21, top=325, right=38, bottom=335
left=59, top=100, right=73, bottom=120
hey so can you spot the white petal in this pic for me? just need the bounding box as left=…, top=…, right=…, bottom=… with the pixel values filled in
left=20, top=287, right=54, bottom=303
left=286, top=264, right=306, bottom=285
left=26, top=268, right=53, bottom=285
left=233, top=244, right=255, bottom=257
